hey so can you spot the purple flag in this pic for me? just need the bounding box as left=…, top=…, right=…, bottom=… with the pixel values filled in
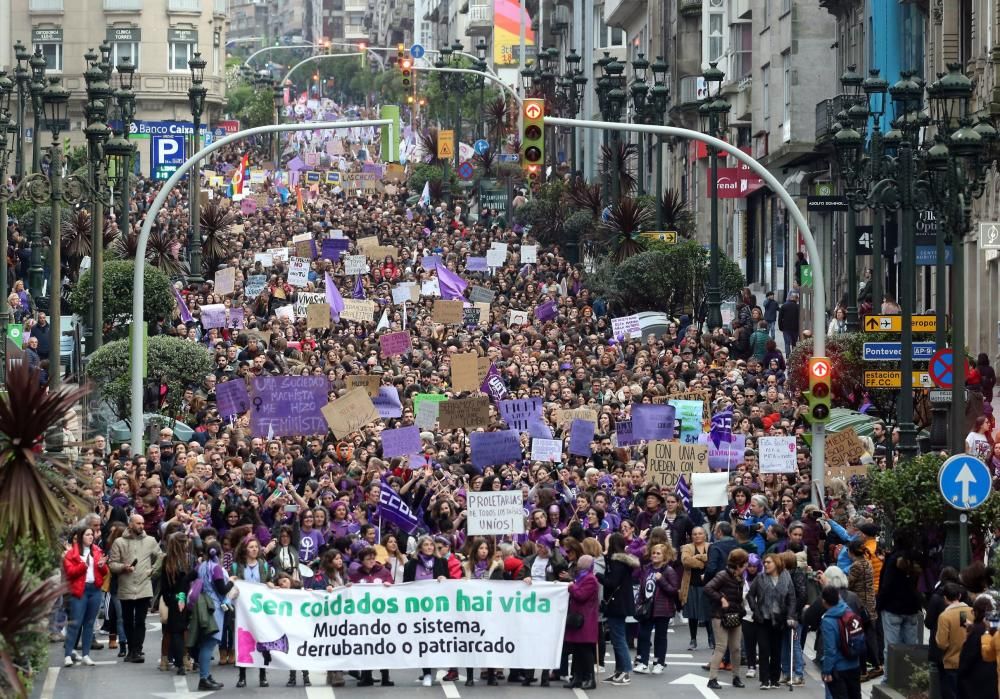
left=434, top=262, right=468, bottom=301
left=325, top=272, right=344, bottom=321
left=321, top=238, right=349, bottom=261
left=535, top=300, right=558, bottom=322
left=215, top=378, right=251, bottom=418
left=172, top=285, right=193, bottom=323
left=470, top=430, right=523, bottom=469
left=480, top=363, right=509, bottom=405
left=568, top=419, right=595, bottom=457
left=675, top=475, right=692, bottom=511
left=709, top=407, right=734, bottom=449
left=631, top=403, right=677, bottom=441
left=352, top=274, right=366, bottom=300
left=377, top=479, right=421, bottom=534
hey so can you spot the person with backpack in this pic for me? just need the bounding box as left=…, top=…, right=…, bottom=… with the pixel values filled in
left=820, top=585, right=864, bottom=699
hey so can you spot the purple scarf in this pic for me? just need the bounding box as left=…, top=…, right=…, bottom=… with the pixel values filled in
left=415, top=554, right=436, bottom=581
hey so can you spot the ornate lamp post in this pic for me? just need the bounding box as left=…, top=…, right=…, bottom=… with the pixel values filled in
left=449, top=39, right=466, bottom=172
left=273, top=80, right=284, bottom=163
left=187, top=51, right=208, bottom=284
left=699, top=62, right=731, bottom=330
left=650, top=56, right=670, bottom=228
left=109, top=57, right=136, bottom=230
left=0, top=73, right=14, bottom=386
left=12, top=40, right=31, bottom=180
left=836, top=65, right=866, bottom=332
left=83, top=49, right=113, bottom=353
left=629, top=53, right=649, bottom=196
left=27, top=49, right=47, bottom=301
left=475, top=39, right=488, bottom=141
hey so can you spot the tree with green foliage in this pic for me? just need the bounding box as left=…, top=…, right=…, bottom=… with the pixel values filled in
left=587, top=240, right=745, bottom=317
left=86, top=335, right=216, bottom=421
left=69, top=260, right=174, bottom=341
left=225, top=83, right=276, bottom=129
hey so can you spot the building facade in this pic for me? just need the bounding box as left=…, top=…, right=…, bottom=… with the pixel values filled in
left=4, top=0, right=229, bottom=177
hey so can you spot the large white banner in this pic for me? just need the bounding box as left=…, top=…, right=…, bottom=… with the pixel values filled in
left=234, top=579, right=568, bottom=671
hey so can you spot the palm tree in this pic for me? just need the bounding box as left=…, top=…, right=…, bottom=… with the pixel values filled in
left=0, top=363, right=88, bottom=546
left=0, top=554, right=65, bottom=697
left=600, top=141, right=638, bottom=196
left=60, top=210, right=91, bottom=282
left=474, top=146, right=497, bottom=178
left=592, top=196, right=653, bottom=263
left=659, top=188, right=696, bottom=239
left=568, top=180, right=604, bottom=220
left=199, top=199, right=236, bottom=277
left=146, top=229, right=188, bottom=278
left=416, top=128, right=442, bottom=165
left=485, top=97, right=511, bottom=149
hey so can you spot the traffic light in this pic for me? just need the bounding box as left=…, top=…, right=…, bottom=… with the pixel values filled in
left=520, top=98, right=544, bottom=182
left=401, top=56, right=413, bottom=88
left=406, top=94, right=414, bottom=104
left=804, top=356, right=832, bottom=424
left=358, top=42, right=367, bottom=68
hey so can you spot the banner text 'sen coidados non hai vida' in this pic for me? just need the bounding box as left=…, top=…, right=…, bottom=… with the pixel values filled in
left=234, top=579, right=569, bottom=671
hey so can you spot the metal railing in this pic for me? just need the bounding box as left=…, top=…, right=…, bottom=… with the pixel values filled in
left=814, top=94, right=849, bottom=141
left=104, top=0, right=143, bottom=10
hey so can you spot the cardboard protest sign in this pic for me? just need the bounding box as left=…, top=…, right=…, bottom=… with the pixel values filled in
left=346, top=374, right=381, bottom=398
left=469, top=286, right=495, bottom=304
left=438, top=396, right=491, bottom=430
left=340, top=299, right=375, bottom=324
left=306, top=303, right=331, bottom=329
left=474, top=302, right=490, bottom=327
left=344, top=255, right=370, bottom=275
left=293, top=292, right=326, bottom=319
left=553, top=407, right=598, bottom=428
left=647, top=440, right=709, bottom=489
left=530, top=438, right=563, bottom=463
left=758, top=436, right=798, bottom=473
left=825, top=428, right=866, bottom=467
left=432, top=300, right=464, bottom=324
left=379, top=331, right=412, bottom=358
left=369, top=245, right=398, bottom=261
left=214, top=267, right=236, bottom=296
left=451, top=352, right=481, bottom=392
left=381, top=426, right=422, bottom=458
left=292, top=233, right=315, bottom=259
left=287, top=257, right=310, bottom=287
left=466, top=490, right=525, bottom=535
left=356, top=235, right=380, bottom=255
left=321, top=388, right=380, bottom=439
left=470, top=430, right=523, bottom=469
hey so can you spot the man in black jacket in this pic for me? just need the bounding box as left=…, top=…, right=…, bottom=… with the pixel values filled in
left=706, top=522, right=738, bottom=582
left=777, top=293, right=800, bottom=356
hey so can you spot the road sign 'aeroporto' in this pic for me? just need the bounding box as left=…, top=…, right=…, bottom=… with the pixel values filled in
left=863, top=315, right=937, bottom=333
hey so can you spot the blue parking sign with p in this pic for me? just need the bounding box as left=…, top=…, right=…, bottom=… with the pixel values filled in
left=151, top=134, right=185, bottom=181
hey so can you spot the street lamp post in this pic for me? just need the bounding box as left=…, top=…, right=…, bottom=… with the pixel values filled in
left=40, top=76, right=70, bottom=391
left=475, top=39, right=488, bottom=141
left=629, top=53, right=649, bottom=196
left=649, top=57, right=670, bottom=229
left=28, top=49, right=46, bottom=302
left=13, top=41, right=30, bottom=181
left=837, top=65, right=865, bottom=332
left=699, top=62, right=731, bottom=331
left=0, top=74, right=15, bottom=388
left=83, top=48, right=113, bottom=354
left=187, top=51, right=208, bottom=285
left=112, top=57, right=136, bottom=227
left=273, top=81, right=284, bottom=164
left=450, top=40, right=466, bottom=173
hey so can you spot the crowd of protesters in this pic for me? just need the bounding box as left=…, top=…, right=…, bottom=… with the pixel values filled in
left=25, top=96, right=1000, bottom=698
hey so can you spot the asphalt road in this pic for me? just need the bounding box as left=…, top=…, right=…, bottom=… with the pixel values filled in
left=36, top=616, right=868, bottom=699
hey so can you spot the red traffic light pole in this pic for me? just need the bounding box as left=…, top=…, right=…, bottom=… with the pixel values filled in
left=546, top=115, right=829, bottom=504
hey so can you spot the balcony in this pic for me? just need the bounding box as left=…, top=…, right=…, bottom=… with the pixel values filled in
left=167, top=0, right=200, bottom=12
left=604, top=0, right=645, bottom=27
left=814, top=94, right=849, bottom=143
left=104, top=0, right=142, bottom=10
left=213, top=0, right=226, bottom=16
left=678, top=0, right=701, bottom=17
left=678, top=75, right=704, bottom=106
left=29, top=0, right=63, bottom=11
left=138, top=73, right=226, bottom=102
left=467, top=1, right=492, bottom=34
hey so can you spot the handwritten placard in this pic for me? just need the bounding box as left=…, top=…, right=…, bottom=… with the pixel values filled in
left=647, top=440, right=709, bottom=489
left=346, top=374, right=381, bottom=398
left=432, top=299, right=464, bottom=324
left=340, top=299, right=375, bottom=324
left=214, top=267, right=236, bottom=296
left=438, top=396, right=491, bottom=430
left=451, top=352, right=481, bottom=392
left=379, top=331, right=412, bottom=358
left=322, top=388, right=380, bottom=439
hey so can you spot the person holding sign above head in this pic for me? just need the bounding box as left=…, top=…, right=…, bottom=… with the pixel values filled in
left=404, top=536, right=450, bottom=688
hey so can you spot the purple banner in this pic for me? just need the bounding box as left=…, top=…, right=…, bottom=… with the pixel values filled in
left=698, top=433, right=748, bottom=471
left=377, top=480, right=420, bottom=534
left=421, top=255, right=443, bottom=271
left=499, top=397, right=550, bottom=439
left=631, top=403, right=677, bottom=441
left=480, top=363, right=509, bottom=405
left=615, top=419, right=638, bottom=447
left=249, top=375, right=330, bottom=437
left=321, top=238, right=350, bottom=261
left=535, top=300, right=558, bottom=322
left=215, top=378, right=251, bottom=418
left=373, top=386, right=403, bottom=418
left=568, top=419, right=595, bottom=457
left=381, top=425, right=422, bottom=458
left=470, top=430, right=523, bottom=469
left=466, top=257, right=488, bottom=272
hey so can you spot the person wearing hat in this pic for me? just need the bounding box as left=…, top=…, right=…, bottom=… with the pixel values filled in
left=635, top=484, right=665, bottom=532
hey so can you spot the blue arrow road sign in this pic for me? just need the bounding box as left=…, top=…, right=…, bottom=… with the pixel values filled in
left=498, top=153, right=520, bottom=163
left=410, top=44, right=425, bottom=59
left=862, top=342, right=937, bottom=361
left=938, top=454, right=992, bottom=510
left=474, top=139, right=490, bottom=155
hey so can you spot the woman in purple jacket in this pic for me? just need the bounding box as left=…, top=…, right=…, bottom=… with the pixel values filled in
left=634, top=542, right=680, bottom=675
left=563, top=554, right=600, bottom=689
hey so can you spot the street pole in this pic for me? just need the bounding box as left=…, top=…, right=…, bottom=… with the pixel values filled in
left=187, top=52, right=207, bottom=285
left=950, top=234, right=966, bottom=453
left=28, top=74, right=44, bottom=300
left=707, top=144, right=723, bottom=329
left=872, top=209, right=883, bottom=312
left=47, top=137, right=62, bottom=392
left=636, top=132, right=644, bottom=195
left=845, top=206, right=859, bottom=331
left=655, top=135, right=663, bottom=229
left=0, top=114, right=10, bottom=388
left=929, top=221, right=949, bottom=451
left=896, top=140, right=919, bottom=459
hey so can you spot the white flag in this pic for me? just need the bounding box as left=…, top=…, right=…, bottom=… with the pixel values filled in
left=375, top=309, right=390, bottom=332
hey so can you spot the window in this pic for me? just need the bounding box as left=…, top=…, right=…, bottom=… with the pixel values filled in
left=110, top=42, right=139, bottom=71
left=331, top=16, right=345, bottom=39
left=169, top=41, right=195, bottom=70
left=761, top=63, right=770, bottom=133
left=167, top=28, right=198, bottom=71
left=782, top=0, right=791, bottom=14
left=32, top=29, right=64, bottom=72
left=708, top=12, right=724, bottom=62
left=782, top=51, right=790, bottom=127
left=762, top=0, right=769, bottom=26
left=595, top=10, right=624, bottom=48
left=730, top=23, right=752, bottom=81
